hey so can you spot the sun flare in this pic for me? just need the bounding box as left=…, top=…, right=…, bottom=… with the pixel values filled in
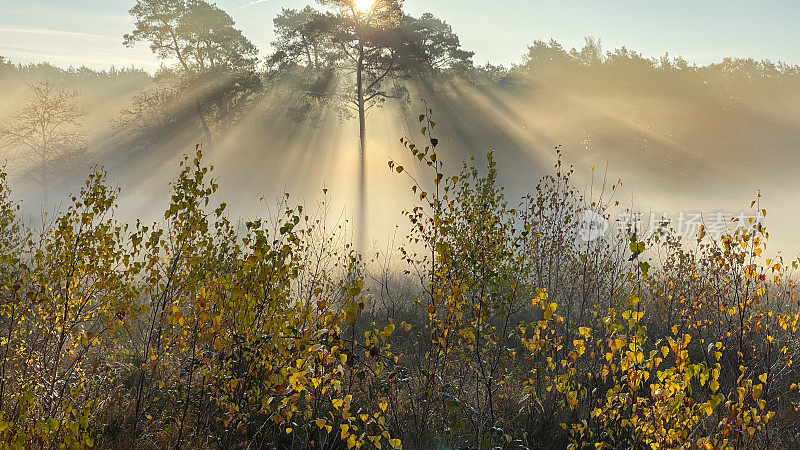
left=354, top=0, right=375, bottom=12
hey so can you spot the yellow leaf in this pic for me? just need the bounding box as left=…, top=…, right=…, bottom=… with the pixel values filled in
left=573, top=339, right=585, bottom=357
left=752, top=384, right=763, bottom=401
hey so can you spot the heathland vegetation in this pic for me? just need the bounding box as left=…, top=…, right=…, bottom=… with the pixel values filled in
left=1, top=1, right=800, bottom=448
left=0, top=114, right=794, bottom=448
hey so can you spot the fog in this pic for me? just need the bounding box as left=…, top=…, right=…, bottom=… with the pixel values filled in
left=6, top=4, right=800, bottom=448
left=2, top=36, right=799, bottom=258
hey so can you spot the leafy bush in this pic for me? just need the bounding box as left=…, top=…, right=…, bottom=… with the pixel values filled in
left=0, top=113, right=797, bottom=449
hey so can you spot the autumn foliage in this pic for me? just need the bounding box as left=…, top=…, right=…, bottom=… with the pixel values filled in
left=0, top=111, right=797, bottom=449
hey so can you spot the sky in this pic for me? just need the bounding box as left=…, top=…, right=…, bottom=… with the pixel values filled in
left=1, top=0, right=800, bottom=72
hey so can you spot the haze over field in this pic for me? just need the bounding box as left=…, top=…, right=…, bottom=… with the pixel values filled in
left=1, top=4, right=799, bottom=254
left=2, top=2, right=800, bottom=448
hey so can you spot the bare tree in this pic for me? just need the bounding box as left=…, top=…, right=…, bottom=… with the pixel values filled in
left=0, top=81, right=86, bottom=206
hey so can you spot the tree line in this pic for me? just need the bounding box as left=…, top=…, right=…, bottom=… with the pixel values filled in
left=3, top=1, right=800, bottom=219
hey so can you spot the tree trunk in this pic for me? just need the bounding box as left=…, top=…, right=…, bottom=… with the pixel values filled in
left=302, top=35, right=313, bottom=70
left=195, top=99, right=213, bottom=144
left=171, top=31, right=212, bottom=145
left=356, top=45, right=367, bottom=253
left=41, top=152, right=48, bottom=208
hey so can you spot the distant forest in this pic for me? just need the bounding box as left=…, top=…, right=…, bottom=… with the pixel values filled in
left=3, top=32, right=800, bottom=193
left=2, top=1, right=799, bottom=252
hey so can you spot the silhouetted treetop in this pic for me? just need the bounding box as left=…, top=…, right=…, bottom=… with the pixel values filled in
left=124, top=0, right=257, bottom=73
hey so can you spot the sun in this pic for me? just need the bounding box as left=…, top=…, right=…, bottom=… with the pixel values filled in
left=354, top=0, right=375, bottom=12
